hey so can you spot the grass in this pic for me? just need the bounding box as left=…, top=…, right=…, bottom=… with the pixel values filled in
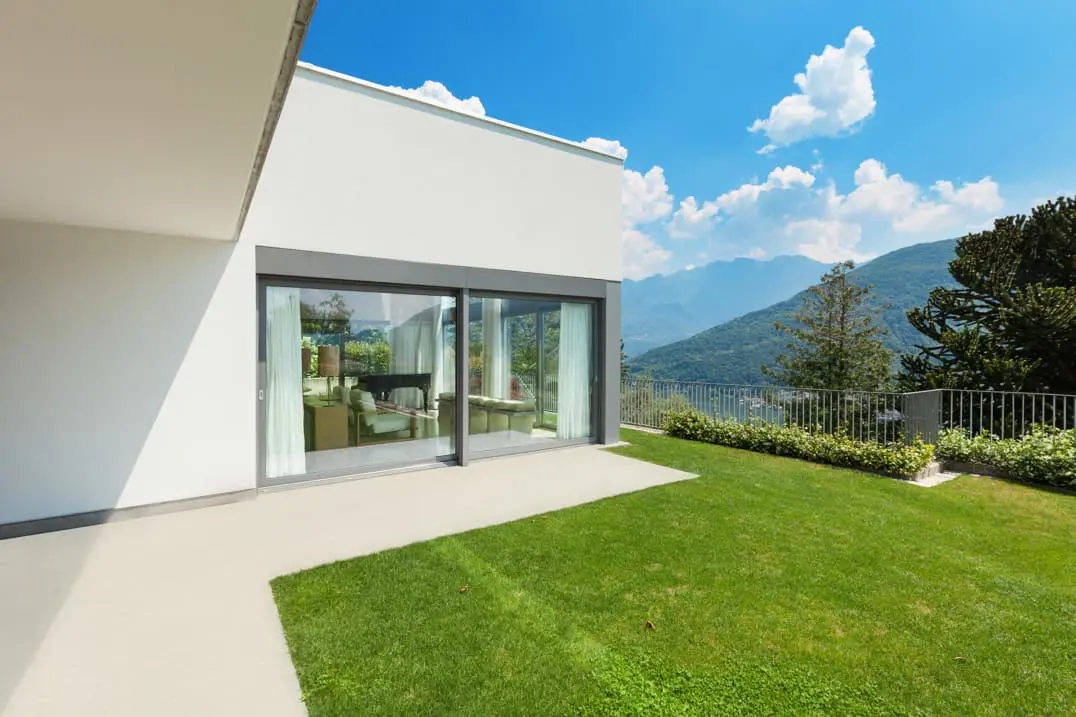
left=271, top=429, right=1076, bottom=716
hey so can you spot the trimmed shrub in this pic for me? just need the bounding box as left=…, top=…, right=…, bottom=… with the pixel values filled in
left=662, top=410, right=935, bottom=478
left=936, top=426, right=1076, bottom=490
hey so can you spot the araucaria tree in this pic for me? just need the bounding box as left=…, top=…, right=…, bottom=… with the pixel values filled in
left=764, top=261, right=891, bottom=390
left=900, top=196, right=1076, bottom=392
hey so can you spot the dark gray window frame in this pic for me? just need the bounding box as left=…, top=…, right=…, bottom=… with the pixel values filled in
left=255, top=246, right=620, bottom=488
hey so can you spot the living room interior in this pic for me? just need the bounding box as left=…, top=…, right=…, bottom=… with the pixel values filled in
left=262, top=283, right=596, bottom=485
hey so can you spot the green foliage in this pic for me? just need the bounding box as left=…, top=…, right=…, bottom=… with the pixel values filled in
left=344, top=338, right=390, bottom=375
left=301, top=292, right=353, bottom=334
left=936, top=427, right=1076, bottom=489
left=901, top=196, right=1076, bottom=393
left=662, top=410, right=934, bottom=477
left=764, top=261, right=892, bottom=390
left=631, top=239, right=958, bottom=384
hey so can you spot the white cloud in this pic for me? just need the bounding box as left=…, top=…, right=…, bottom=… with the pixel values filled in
left=840, top=159, right=918, bottom=215
left=581, top=137, right=628, bottom=160
left=834, top=160, right=1003, bottom=233
left=932, top=177, right=1003, bottom=211
left=388, top=80, right=486, bottom=116
left=622, top=227, right=672, bottom=279
left=749, top=26, right=876, bottom=149
left=741, top=247, right=768, bottom=259
left=622, top=166, right=673, bottom=226
left=894, top=177, right=1002, bottom=232
left=757, top=144, right=778, bottom=155
left=786, top=218, right=873, bottom=263
left=668, top=196, right=720, bottom=238
left=714, top=165, right=816, bottom=213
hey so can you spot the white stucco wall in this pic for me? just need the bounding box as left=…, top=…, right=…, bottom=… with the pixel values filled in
left=241, top=66, right=623, bottom=281
left=0, top=221, right=256, bottom=525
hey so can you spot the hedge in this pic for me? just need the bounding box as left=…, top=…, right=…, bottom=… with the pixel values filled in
left=936, top=426, right=1076, bottom=490
left=662, top=410, right=935, bottom=478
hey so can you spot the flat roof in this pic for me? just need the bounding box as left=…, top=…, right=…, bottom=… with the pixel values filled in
left=296, top=62, right=625, bottom=164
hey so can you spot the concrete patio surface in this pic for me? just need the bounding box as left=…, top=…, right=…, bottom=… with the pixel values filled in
left=0, top=445, right=694, bottom=717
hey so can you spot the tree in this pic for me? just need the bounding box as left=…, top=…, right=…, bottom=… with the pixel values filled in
left=620, top=339, right=630, bottom=382
left=763, top=261, right=891, bottom=390
left=899, top=197, right=1076, bottom=392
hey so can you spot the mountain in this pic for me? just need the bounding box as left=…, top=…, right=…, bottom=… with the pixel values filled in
left=629, top=238, right=959, bottom=384
left=621, top=255, right=827, bottom=355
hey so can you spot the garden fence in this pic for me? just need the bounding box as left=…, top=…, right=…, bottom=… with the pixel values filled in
left=620, top=378, right=1076, bottom=445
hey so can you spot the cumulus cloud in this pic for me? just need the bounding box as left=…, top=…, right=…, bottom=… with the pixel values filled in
left=622, top=227, right=672, bottom=279
left=388, top=80, right=486, bottom=116
left=622, top=166, right=674, bottom=226
left=581, top=137, right=628, bottom=160
left=894, top=177, right=1003, bottom=232
left=786, top=218, right=872, bottom=263
left=668, top=196, right=720, bottom=239
left=840, top=159, right=918, bottom=215
left=663, top=158, right=1002, bottom=267
left=714, top=166, right=816, bottom=213
left=749, top=26, right=876, bottom=149
left=836, top=159, right=1003, bottom=233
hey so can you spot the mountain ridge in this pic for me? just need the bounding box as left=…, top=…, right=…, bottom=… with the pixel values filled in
left=628, top=238, right=959, bottom=384
left=622, top=254, right=828, bottom=356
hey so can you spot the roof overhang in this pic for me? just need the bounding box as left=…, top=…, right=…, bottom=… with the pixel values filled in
left=0, top=0, right=315, bottom=240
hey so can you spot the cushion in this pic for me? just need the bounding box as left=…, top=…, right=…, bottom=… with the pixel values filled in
left=370, top=413, right=411, bottom=434
left=491, top=399, right=536, bottom=412
left=351, top=389, right=377, bottom=413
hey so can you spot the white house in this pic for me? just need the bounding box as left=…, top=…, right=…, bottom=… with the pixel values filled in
left=0, top=3, right=623, bottom=535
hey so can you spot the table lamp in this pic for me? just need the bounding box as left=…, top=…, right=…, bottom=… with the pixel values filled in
left=317, top=344, right=340, bottom=405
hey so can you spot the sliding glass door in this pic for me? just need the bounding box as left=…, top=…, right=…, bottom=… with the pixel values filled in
left=467, top=296, right=595, bottom=454
left=260, top=281, right=600, bottom=485
left=262, top=282, right=456, bottom=484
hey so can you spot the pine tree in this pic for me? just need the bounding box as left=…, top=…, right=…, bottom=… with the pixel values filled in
left=900, top=196, right=1076, bottom=392
left=763, top=261, right=891, bottom=390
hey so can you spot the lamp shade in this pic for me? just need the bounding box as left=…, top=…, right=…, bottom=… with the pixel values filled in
left=317, top=345, right=340, bottom=377
left=301, top=348, right=312, bottom=374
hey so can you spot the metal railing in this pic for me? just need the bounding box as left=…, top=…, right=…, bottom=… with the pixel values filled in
left=517, top=373, right=559, bottom=413
left=938, top=389, right=1076, bottom=439
left=620, top=378, right=1076, bottom=445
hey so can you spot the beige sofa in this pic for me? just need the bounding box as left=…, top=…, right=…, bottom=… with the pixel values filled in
left=437, top=393, right=537, bottom=437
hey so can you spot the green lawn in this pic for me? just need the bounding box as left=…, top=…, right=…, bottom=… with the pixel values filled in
left=271, top=429, right=1076, bottom=716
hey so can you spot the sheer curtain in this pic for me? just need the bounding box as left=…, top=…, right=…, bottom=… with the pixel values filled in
left=482, top=298, right=510, bottom=399
left=431, top=297, right=452, bottom=402
left=265, top=286, right=306, bottom=478
left=390, top=316, right=423, bottom=409
left=391, top=298, right=449, bottom=409
left=557, top=302, right=593, bottom=440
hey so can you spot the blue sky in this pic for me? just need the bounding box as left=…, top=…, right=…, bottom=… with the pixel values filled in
left=300, top=0, right=1076, bottom=278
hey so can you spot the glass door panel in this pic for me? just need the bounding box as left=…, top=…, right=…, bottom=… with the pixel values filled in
left=467, top=296, right=594, bottom=454
left=263, top=284, right=456, bottom=483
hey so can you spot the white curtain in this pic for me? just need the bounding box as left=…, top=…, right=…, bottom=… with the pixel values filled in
left=390, top=298, right=449, bottom=410
left=432, top=297, right=452, bottom=404
left=265, top=287, right=306, bottom=477
left=482, top=298, right=510, bottom=399
left=390, top=318, right=423, bottom=409
left=557, top=302, right=593, bottom=440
